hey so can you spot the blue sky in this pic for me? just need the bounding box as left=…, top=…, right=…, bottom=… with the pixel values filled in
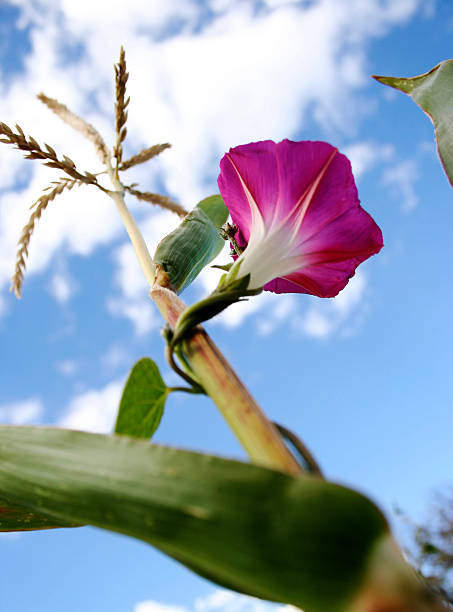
left=1, top=0, right=453, bottom=611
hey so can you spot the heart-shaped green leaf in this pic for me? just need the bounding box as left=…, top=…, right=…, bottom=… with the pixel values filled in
left=0, top=425, right=388, bottom=612
left=373, top=60, right=453, bottom=186
left=114, top=358, right=168, bottom=440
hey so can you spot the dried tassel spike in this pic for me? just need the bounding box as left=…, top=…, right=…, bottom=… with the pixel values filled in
left=119, top=143, right=171, bottom=172
left=10, top=178, right=82, bottom=298
left=113, top=46, right=129, bottom=168
left=0, top=122, right=101, bottom=185
left=62, top=155, right=76, bottom=168
left=44, top=143, right=57, bottom=157
left=124, top=185, right=187, bottom=217
left=37, top=93, right=110, bottom=164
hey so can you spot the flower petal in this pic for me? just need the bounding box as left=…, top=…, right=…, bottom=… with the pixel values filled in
left=273, top=139, right=339, bottom=226
left=265, top=206, right=382, bottom=297
left=293, top=151, right=364, bottom=248
left=218, top=140, right=278, bottom=242
left=265, top=256, right=372, bottom=297
left=218, top=140, right=341, bottom=236
left=300, top=208, right=383, bottom=263
left=218, top=139, right=383, bottom=297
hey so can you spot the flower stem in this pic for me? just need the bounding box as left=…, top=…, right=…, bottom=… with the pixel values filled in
left=106, top=182, right=301, bottom=475
left=151, top=285, right=302, bottom=476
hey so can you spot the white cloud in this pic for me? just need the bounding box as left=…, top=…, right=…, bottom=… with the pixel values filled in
left=135, top=589, right=297, bottom=612
left=219, top=292, right=295, bottom=336
left=48, top=269, right=76, bottom=303
left=0, top=0, right=425, bottom=313
left=262, top=0, right=305, bottom=8
left=333, top=269, right=368, bottom=316
left=107, top=297, right=157, bottom=336
left=101, top=343, right=130, bottom=374
left=256, top=295, right=296, bottom=337
left=0, top=146, right=29, bottom=191
left=0, top=398, right=43, bottom=424
left=343, top=140, right=394, bottom=179
left=57, top=380, right=122, bottom=433
left=55, top=359, right=78, bottom=376
left=195, top=590, right=280, bottom=612
left=214, top=294, right=268, bottom=329
left=382, top=159, right=419, bottom=210
left=136, top=603, right=186, bottom=612
left=0, top=294, right=7, bottom=319
left=112, top=241, right=150, bottom=301
left=295, top=271, right=369, bottom=339
left=299, top=307, right=333, bottom=338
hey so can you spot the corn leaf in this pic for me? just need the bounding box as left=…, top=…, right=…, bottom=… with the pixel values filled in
left=0, top=425, right=388, bottom=612
left=0, top=496, right=79, bottom=531
left=374, top=60, right=453, bottom=186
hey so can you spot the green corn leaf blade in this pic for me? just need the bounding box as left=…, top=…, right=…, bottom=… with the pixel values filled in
left=114, top=358, right=168, bottom=440
left=0, top=496, right=79, bottom=531
left=154, top=195, right=229, bottom=294
left=373, top=60, right=453, bottom=186
left=0, top=426, right=388, bottom=612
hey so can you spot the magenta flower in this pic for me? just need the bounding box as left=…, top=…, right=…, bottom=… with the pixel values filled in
left=217, top=139, right=383, bottom=297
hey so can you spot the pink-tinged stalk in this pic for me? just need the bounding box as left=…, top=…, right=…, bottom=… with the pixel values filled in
left=350, top=535, right=448, bottom=612
left=150, top=285, right=302, bottom=476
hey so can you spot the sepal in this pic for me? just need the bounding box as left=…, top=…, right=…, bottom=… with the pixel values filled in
left=170, top=274, right=262, bottom=346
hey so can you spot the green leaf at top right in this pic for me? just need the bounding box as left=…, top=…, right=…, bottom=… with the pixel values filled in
left=373, top=59, right=453, bottom=186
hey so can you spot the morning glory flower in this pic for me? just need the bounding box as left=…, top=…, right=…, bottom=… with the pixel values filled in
left=217, top=139, right=383, bottom=297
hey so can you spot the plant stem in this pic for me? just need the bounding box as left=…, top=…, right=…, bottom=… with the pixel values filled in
left=151, top=285, right=302, bottom=476
left=350, top=535, right=449, bottom=612
left=106, top=161, right=156, bottom=287
left=106, top=180, right=301, bottom=475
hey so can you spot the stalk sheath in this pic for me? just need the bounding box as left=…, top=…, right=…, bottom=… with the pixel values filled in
left=150, top=285, right=302, bottom=475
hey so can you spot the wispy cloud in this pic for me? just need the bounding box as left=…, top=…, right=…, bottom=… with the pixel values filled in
left=55, top=359, right=78, bottom=376
left=0, top=397, right=43, bottom=424
left=343, top=140, right=394, bottom=179
left=293, top=271, right=369, bottom=339
left=48, top=268, right=77, bottom=303
left=135, top=589, right=297, bottom=612
left=382, top=159, right=419, bottom=211
left=136, top=603, right=186, bottom=612
left=57, top=380, right=122, bottom=433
